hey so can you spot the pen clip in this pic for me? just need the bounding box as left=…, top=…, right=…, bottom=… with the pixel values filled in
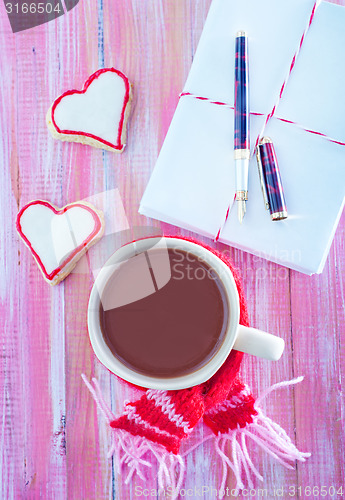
left=256, top=144, right=270, bottom=211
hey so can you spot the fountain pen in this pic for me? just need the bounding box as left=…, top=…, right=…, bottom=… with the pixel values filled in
left=234, top=31, right=250, bottom=223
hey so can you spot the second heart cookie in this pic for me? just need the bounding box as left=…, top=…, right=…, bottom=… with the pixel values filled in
left=16, top=200, right=105, bottom=285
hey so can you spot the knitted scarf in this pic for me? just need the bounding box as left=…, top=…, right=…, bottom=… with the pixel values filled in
left=83, top=237, right=310, bottom=498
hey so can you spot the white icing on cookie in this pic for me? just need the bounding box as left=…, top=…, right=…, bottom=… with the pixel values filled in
left=16, top=201, right=104, bottom=284
left=50, top=68, right=131, bottom=150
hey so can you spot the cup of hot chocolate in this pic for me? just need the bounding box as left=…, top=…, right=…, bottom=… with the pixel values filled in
left=88, top=237, right=284, bottom=390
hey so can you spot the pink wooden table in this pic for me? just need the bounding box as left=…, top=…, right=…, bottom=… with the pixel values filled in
left=1, top=1, right=344, bottom=498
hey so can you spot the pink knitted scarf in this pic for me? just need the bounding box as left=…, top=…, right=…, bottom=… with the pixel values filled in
left=83, top=237, right=310, bottom=497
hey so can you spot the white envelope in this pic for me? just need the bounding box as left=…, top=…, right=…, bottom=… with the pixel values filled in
left=140, top=0, right=345, bottom=275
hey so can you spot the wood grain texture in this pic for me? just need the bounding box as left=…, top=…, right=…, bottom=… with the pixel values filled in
left=0, top=0, right=344, bottom=499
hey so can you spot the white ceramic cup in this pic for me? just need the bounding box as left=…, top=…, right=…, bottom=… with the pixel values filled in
left=88, top=237, right=284, bottom=390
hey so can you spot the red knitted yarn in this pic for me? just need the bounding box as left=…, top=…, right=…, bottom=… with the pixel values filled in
left=84, top=236, right=310, bottom=496
left=111, top=386, right=205, bottom=454
left=204, top=379, right=258, bottom=434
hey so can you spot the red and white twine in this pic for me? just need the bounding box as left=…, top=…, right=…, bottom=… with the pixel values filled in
left=180, top=92, right=345, bottom=148
left=253, top=0, right=322, bottom=150
left=180, top=0, right=339, bottom=240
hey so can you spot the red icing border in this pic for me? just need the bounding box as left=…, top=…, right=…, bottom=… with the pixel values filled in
left=16, top=200, right=103, bottom=281
left=51, top=68, right=131, bottom=151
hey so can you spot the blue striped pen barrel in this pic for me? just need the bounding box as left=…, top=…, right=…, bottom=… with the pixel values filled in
left=256, top=137, right=288, bottom=221
left=234, top=32, right=249, bottom=151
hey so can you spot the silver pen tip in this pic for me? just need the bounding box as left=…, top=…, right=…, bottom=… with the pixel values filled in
left=237, top=30, right=247, bottom=37
left=237, top=200, right=246, bottom=224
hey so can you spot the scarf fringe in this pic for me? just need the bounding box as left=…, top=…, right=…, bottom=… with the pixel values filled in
left=214, top=409, right=310, bottom=498
left=110, top=429, right=185, bottom=498
left=82, top=374, right=310, bottom=497
left=81, top=375, right=185, bottom=499
left=211, top=376, right=310, bottom=498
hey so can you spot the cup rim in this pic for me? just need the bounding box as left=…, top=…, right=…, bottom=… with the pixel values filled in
left=87, top=236, right=240, bottom=390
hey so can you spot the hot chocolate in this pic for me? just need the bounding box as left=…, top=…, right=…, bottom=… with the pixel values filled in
left=99, top=248, right=229, bottom=378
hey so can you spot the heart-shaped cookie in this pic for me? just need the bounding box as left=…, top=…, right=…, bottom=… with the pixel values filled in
left=16, top=200, right=105, bottom=285
left=46, top=68, right=132, bottom=152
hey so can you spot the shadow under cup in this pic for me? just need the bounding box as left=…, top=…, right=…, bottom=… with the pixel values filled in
left=97, top=246, right=230, bottom=380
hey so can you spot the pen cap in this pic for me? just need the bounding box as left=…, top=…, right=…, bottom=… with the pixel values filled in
left=256, top=138, right=288, bottom=221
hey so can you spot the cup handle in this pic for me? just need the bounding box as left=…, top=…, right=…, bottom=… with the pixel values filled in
left=233, top=325, right=285, bottom=361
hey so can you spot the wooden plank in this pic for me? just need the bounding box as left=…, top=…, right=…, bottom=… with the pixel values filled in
left=55, top=1, right=113, bottom=499
left=0, top=11, right=70, bottom=499
left=291, top=211, right=345, bottom=495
